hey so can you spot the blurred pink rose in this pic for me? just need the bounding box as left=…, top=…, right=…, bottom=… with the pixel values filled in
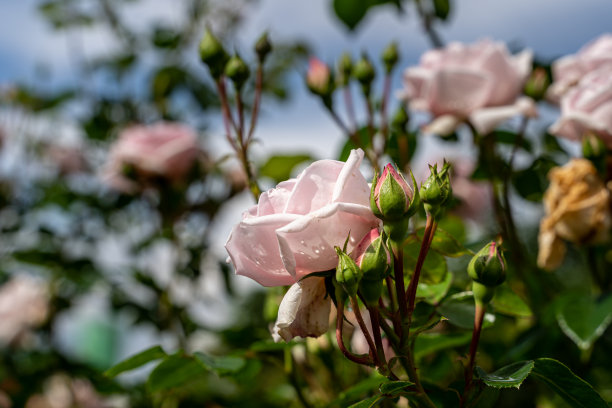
left=548, top=34, right=612, bottom=102
left=549, top=68, right=612, bottom=148
left=225, top=149, right=380, bottom=287
left=400, top=39, right=536, bottom=135
left=104, top=122, right=199, bottom=192
left=306, top=57, right=333, bottom=96
left=0, top=276, right=49, bottom=344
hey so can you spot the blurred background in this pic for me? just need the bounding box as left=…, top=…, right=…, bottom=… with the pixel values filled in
left=0, top=0, right=611, bottom=406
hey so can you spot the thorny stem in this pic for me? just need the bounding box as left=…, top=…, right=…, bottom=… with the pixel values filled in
left=462, top=302, right=486, bottom=407
left=350, top=296, right=381, bottom=367
left=406, top=215, right=437, bottom=321
left=246, top=62, right=264, bottom=143
left=336, top=300, right=373, bottom=366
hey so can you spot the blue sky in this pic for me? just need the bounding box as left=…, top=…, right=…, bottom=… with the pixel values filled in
left=1, top=0, right=611, bottom=161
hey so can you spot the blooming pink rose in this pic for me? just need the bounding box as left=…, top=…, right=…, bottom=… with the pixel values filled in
left=548, top=34, right=612, bottom=102
left=400, top=39, right=536, bottom=135
left=549, top=68, right=612, bottom=148
left=104, top=122, right=199, bottom=192
left=225, top=149, right=380, bottom=287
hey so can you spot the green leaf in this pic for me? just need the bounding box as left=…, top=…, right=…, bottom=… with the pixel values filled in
left=432, top=0, right=451, bottom=20
left=437, top=292, right=495, bottom=329
left=491, top=285, right=532, bottom=318
left=194, top=352, right=246, bottom=375
left=104, top=346, right=167, bottom=378
left=387, top=130, right=418, bottom=170
left=476, top=360, right=534, bottom=389
left=348, top=396, right=382, bottom=408
left=259, top=154, right=313, bottom=184
left=416, top=270, right=453, bottom=304
left=333, top=376, right=387, bottom=407
left=511, top=156, right=556, bottom=202
left=403, top=239, right=448, bottom=284
left=332, top=0, right=402, bottom=31
left=379, top=380, right=414, bottom=396
left=338, top=127, right=371, bottom=161
left=414, top=332, right=472, bottom=360
left=556, top=293, right=612, bottom=350
left=532, top=358, right=608, bottom=408
left=147, top=355, right=207, bottom=392
left=492, top=130, right=533, bottom=152
left=415, top=227, right=472, bottom=258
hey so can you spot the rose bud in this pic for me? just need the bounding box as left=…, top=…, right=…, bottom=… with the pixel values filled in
left=335, top=246, right=362, bottom=297
left=306, top=57, right=334, bottom=98
left=370, top=163, right=420, bottom=222
left=353, top=53, right=376, bottom=95
left=352, top=229, right=391, bottom=281
left=467, top=241, right=506, bottom=288
left=381, top=41, right=399, bottom=74
left=255, top=32, right=272, bottom=63
left=359, top=279, right=384, bottom=307
left=391, top=105, right=409, bottom=131
left=337, top=53, right=353, bottom=87
left=225, top=54, right=250, bottom=91
left=524, top=67, right=550, bottom=101
left=582, top=132, right=607, bottom=176
left=420, top=161, right=452, bottom=217
left=199, top=28, right=229, bottom=79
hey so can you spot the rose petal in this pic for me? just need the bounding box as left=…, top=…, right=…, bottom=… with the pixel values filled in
left=225, top=214, right=300, bottom=286
left=272, top=277, right=331, bottom=342
left=469, top=96, right=537, bottom=135
left=422, top=114, right=462, bottom=136
left=256, top=180, right=297, bottom=216
left=537, top=228, right=566, bottom=271
left=276, top=202, right=380, bottom=279
left=428, top=70, right=490, bottom=116
left=284, top=160, right=344, bottom=215
left=332, top=149, right=370, bottom=206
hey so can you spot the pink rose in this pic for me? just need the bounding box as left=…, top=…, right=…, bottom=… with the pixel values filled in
left=548, top=34, right=612, bottom=102
left=225, top=149, right=380, bottom=287
left=400, top=39, right=536, bottom=135
left=104, top=122, right=199, bottom=192
left=549, top=67, right=612, bottom=148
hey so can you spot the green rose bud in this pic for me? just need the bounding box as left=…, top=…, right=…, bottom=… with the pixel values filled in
left=255, top=32, right=272, bottom=63
left=353, top=54, right=376, bottom=95
left=370, top=163, right=420, bottom=222
left=391, top=105, right=410, bottom=131
left=335, top=246, right=362, bottom=296
left=467, top=241, right=506, bottom=288
left=359, top=279, right=384, bottom=307
left=225, top=54, right=250, bottom=91
left=582, top=132, right=607, bottom=176
left=420, top=161, right=452, bottom=217
left=337, top=53, right=353, bottom=87
left=199, top=28, right=229, bottom=79
left=352, top=229, right=391, bottom=281
left=524, top=67, right=550, bottom=101
left=382, top=42, right=399, bottom=74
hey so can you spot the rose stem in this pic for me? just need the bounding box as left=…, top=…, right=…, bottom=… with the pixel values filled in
left=246, top=61, right=264, bottom=144
left=462, top=302, right=486, bottom=406
left=324, top=104, right=380, bottom=172
left=414, top=0, right=444, bottom=49
left=336, top=300, right=373, bottom=366
left=406, top=214, right=437, bottom=321
left=343, top=85, right=357, bottom=132
left=350, top=296, right=381, bottom=367
left=367, top=305, right=395, bottom=378
left=379, top=72, right=392, bottom=155
left=235, top=86, right=245, bottom=144
left=284, top=347, right=313, bottom=408
left=215, top=78, right=238, bottom=152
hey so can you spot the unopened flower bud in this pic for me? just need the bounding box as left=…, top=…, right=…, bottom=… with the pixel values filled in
left=255, top=32, right=272, bottom=63
left=371, top=163, right=420, bottom=222
left=225, top=54, right=250, bottom=90
left=582, top=132, right=607, bottom=176
left=382, top=42, right=399, bottom=74
left=199, top=28, right=229, bottom=79
left=359, top=279, right=384, bottom=307
left=335, top=247, right=362, bottom=296
left=306, top=57, right=334, bottom=98
left=352, top=229, right=391, bottom=281
left=524, top=67, right=550, bottom=101
left=467, top=241, right=506, bottom=288
left=337, top=53, right=353, bottom=87
left=391, top=105, right=409, bottom=130
left=353, top=54, right=376, bottom=95
left=420, top=161, right=452, bottom=217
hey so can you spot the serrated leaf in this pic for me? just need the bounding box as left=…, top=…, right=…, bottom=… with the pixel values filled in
left=476, top=360, right=534, bottom=389
left=415, top=227, right=472, bottom=258
left=194, top=352, right=246, bottom=375
left=259, top=154, right=313, bottom=183
left=147, top=355, right=207, bottom=392
left=104, top=346, right=167, bottom=378
left=414, top=332, right=472, bottom=360
left=532, top=358, right=608, bottom=408
left=437, top=292, right=495, bottom=329
left=491, top=285, right=532, bottom=318
left=348, top=395, right=382, bottom=408
left=416, top=270, right=453, bottom=304
left=379, top=380, right=414, bottom=396
left=556, top=293, right=612, bottom=350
